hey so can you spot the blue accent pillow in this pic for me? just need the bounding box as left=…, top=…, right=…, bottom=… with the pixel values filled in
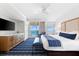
left=48, top=40, right=61, bottom=47
left=59, top=32, right=77, bottom=40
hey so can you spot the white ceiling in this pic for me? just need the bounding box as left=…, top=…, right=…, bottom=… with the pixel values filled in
left=6, top=3, right=79, bottom=22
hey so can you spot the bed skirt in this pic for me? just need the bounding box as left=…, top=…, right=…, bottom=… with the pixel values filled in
left=46, top=50, right=79, bottom=56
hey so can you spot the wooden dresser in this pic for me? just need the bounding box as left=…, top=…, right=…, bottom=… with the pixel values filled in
left=0, top=34, right=24, bottom=52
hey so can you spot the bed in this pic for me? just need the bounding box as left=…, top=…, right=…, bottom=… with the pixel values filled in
left=41, top=34, right=79, bottom=51
left=41, top=18, right=79, bottom=55
left=41, top=34, right=79, bottom=55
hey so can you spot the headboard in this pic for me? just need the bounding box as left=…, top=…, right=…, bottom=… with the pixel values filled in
left=61, top=17, right=79, bottom=35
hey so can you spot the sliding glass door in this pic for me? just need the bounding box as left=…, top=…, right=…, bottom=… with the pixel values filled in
left=28, top=21, right=39, bottom=37
left=30, top=25, right=39, bottom=37
left=28, top=21, right=45, bottom=37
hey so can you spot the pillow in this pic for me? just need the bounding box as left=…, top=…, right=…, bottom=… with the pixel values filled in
left=59, top=32, right=77, bottom=40
left=75, top=35, right=79, bottom=40
left=33, top=37, right=40, bottom=44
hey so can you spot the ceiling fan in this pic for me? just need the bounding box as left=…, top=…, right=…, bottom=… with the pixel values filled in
left=40, top=3, right=50, bottom=15
left=28, top=3, right=51, bottom=19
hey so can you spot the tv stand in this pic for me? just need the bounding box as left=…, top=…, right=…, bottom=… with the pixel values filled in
left=0, top=33, right=24, bottom=52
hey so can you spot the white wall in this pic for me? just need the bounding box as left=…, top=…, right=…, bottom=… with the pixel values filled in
left=15, top=21, right=25, bottom=33
left=25, top=20, right=29, bottom=40
left=0, top=4, right=15, bottom=35
left=0, top=4, right=9, bottom=19
left=0, top=4, right=25, bottom=36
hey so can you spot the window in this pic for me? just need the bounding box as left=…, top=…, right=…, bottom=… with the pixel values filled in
left=46, top=22, right=56, bottom=34
left=30, top=25, right=39, bottom=36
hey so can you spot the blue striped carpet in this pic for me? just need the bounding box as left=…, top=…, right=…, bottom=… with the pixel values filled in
left=0, top=38, right=47, bottom=56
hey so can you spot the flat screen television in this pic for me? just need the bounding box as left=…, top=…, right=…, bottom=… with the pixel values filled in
left=0, top=18, right=15, bottom=30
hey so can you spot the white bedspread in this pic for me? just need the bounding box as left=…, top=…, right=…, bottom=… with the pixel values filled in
left=41, top=35, right=79, bottom=51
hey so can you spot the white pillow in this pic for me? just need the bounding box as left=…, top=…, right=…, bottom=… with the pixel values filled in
left=33, top=37, right=39, bottom=44
left=76, top=35, right=79, bottom=40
